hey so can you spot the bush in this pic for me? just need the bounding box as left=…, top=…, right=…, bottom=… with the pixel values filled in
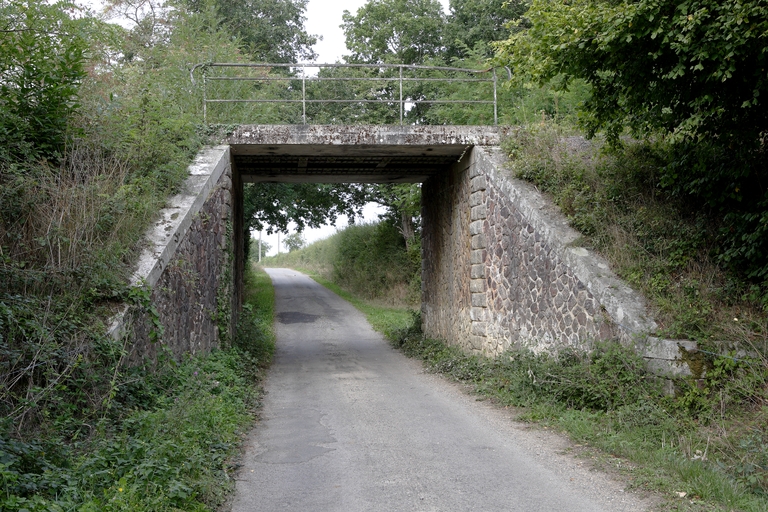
left=333, top=221, right=420, bottom=304
left=0, top=266, right=275, bottom=511
left=0, top=1, right=87, bottom=163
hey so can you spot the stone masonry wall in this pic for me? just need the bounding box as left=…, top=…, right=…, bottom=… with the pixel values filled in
left=422, top=146, right=695, bottom=376
left=470, top=152, right=618, bottom=356
left=421, top=155, right=473, bottom=349
left=110, top=147, right=236, bottom=363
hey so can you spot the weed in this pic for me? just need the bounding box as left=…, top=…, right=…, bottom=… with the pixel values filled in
left=0, top=266, right=275, bottom=511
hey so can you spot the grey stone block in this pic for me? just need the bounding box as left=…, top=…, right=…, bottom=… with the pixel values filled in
left=471, top=205, right=487, bottom=221
left=471, top=234, right=487, bottom=250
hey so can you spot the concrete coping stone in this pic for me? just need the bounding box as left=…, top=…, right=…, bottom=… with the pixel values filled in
left=129, top=146, right=230, bottom=288
left=227, top=124, right=511, bottom=147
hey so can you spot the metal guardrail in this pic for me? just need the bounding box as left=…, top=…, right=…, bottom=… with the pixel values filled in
left=190, top=63, right=505, bottom=125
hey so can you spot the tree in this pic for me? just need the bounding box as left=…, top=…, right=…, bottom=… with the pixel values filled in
left=242, top=182, right=368, bottom=259
left=445, top=0, right=527, bottom=59
left=184, top=0, right=317, bottom=62
left=341, top=0, right=446, bottom=64
left=248, top=237, right=272, bottom=261
left=368, top=183, right=421, bottom=251
left=243, top=183, right=368, bottom=234
left=0, top=0, right=87, bottom=163
left=283, top=231, right=306, bottom=252
left=495, top=0, right=768, bottom=284
left=496, top=0, right=768, bottom=147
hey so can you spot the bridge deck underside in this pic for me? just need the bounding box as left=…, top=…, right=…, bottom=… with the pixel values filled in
left=232, top=144, right=466, bottom=183
left=226, top=125, right=505, bottom=183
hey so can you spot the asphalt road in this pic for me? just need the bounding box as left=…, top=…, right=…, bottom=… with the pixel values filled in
left=231, top=268, right=655, bottom=512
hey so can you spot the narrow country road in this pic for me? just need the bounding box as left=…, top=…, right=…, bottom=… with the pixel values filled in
left=231, top=268, right=655, bottom=512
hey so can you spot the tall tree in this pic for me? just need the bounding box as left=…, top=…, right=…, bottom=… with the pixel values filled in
left=184, top=0, right=317, bottom=62
left=341, top=0, right=446, bottom=64
left=445, top=0, right=527, bottom=59
left=367, top=183, right=421, bottom=251
left=283, top=231, right=306, bottom=252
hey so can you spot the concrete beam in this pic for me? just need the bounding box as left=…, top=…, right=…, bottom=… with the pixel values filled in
left=227, top=125, right=506, bottom=183
left=227, top=124, right=509, bottom=147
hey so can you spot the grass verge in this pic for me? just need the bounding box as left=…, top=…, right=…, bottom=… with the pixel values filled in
left=0, top=265, right=275, bottom=511
left=286, top=266, right=413, bottom=339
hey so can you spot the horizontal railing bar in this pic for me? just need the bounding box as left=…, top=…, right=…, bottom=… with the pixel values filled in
left=206, top=99, right=396, bottom=104
left=404, top=100, right=496, bottom=104
left=206, top=99, right=495, bottom=105
left=194, top=62, right=505, bottom=125
left=206, top=76, right=493, bottom=83
left=201, top=62, right=492, bottom=74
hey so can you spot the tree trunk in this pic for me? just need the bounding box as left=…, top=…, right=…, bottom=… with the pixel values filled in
left=400, top=210, right=415, bottom=251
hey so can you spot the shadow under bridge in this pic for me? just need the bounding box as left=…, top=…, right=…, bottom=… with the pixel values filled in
left=227, top=125, right=506, bottom=184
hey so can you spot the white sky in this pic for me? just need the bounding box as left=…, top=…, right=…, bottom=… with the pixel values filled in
left=81, top=0, right=450, bottom=255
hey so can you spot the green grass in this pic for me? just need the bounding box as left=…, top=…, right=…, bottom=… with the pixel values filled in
left=286, top=265, right=415, bottom=339
left=0, top=265, right=275, bottom=511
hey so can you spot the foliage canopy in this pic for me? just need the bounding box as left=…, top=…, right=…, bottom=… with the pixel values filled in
left=496, top=0, right=768, bottom=146
left=184, top=0, right=317, bottom=62
left=341, top=0, right=446, bottom=64
left=496, top=0, right=768, bottom=286
left=0, top=0, right=87, bottom=163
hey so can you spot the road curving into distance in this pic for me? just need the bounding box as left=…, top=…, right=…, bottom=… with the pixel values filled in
left=231, top=268, right=656, bottom=512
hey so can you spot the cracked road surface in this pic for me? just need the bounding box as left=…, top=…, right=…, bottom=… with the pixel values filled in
left=231, top=268, right=655, bottom=512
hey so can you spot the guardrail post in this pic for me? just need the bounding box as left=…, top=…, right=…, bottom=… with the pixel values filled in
left=493, top=68, right=498, bottom=126
left=399, top=66, right=403, bottom=125
left=302, top=70, right=307, bottom=124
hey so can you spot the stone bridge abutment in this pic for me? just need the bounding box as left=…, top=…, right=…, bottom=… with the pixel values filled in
left=114, top=125, right=694, bottom=377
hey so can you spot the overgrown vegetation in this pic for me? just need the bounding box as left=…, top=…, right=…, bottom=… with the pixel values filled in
left=0, top=265, right=275, bottom=511
left=265, top=220, right=421, bottom=306
left=0, top=0, right=261, bottom=437
left=504, top=123, right=767, bottom=352
left=0, top=0, right=284, bottom=508
left=496, top=0, right=768, bottom=302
